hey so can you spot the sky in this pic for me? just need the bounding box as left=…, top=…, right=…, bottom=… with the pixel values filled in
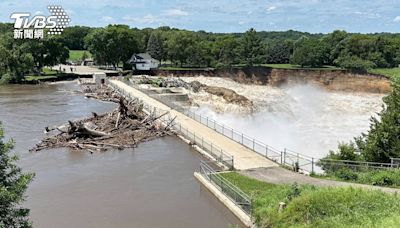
left=1, top=0, right=400, bottom=33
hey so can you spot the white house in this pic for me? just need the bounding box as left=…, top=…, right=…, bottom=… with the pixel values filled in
left=128, top=53, right=159, bottom=71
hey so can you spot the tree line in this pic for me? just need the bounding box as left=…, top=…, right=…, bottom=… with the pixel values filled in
left=1, top=22, right=400, bottom=83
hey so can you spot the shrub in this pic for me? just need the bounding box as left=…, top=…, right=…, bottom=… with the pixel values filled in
left=333, top=168, right=359, bottom=181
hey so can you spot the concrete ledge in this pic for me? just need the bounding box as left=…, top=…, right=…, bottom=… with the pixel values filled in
left=194, top=172, right=254, bottom=228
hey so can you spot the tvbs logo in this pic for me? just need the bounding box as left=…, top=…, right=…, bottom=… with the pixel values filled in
left=10, top=5, right=70, bottom=39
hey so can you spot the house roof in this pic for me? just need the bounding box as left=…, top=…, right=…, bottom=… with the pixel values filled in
left=128, top=53, right=159, bottom=63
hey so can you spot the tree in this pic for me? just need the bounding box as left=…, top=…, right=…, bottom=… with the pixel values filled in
left=240, top=28, right=265, bottom=66
left=334, top=55, right=375, bottom=73
left=81, top=51, right=89, bottom=61
left=265, top=40, right=293, bottom=64
left=25, top=38, right=69, bottom=71
left=214, top=35, right=240, bottom=67
left=0, top=38, right=34, bottom=83
left=59, top=26, right=92, bottom=50
left=0, top=122, right=34, bottom=227
left=85, top=25, right=139, bottom=68
left=291, top=37, right=328, bottom=67
left=146, top=31, right=164, bottom=61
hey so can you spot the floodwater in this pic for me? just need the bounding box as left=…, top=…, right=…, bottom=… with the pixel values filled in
left=0, top=83, right=243, bottom=228
left=188, top=77, right=385, bottom=159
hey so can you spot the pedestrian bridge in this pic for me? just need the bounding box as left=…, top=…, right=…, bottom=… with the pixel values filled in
left=108, top=79, right=278, bottom=170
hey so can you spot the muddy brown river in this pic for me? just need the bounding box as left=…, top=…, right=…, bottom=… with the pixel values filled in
left=0, top=83, right=243, bottom=228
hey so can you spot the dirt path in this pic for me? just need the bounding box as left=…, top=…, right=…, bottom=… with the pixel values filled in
left=241, top=167, right=400, bottom=193
left=109, top=79, right=278, bottom=170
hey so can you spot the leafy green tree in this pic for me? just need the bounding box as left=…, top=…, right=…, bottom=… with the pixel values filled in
left=291, top=37, right=328, bottom=67
left=0, top=38, right=34, bottom=83
left=85, top=25, right=139, bottom=68
left=265, top=40, right=293, bottom=64
left=81, top=51, right=89, bottom=61
left=24, top=38, right=69, bottom=71
left=214, top=35, right=240, bottom=67
left=0, top=122, right=34, bottom=227
left=240, top=28, right=265, bottom=66
left=59, top=26, right=92, bottom=50
left=334, top=55, right=375, bottom=73
left=146, top=31, right=164, bottom=61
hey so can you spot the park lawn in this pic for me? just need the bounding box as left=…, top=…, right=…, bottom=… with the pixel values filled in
left=261, top=63, right=342, bottom=70
left=25, top=68, right=59, bottom=81
left=221, top=172, right=400, bottom=228
left=159, top=66, right=209, bottom=70
left=69, top=50, right=91, bottom=62
left=369, top=68, right=400, bottom=80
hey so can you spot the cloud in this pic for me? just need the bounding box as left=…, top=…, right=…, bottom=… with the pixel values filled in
left=164, top=9, right=189, bottom=17
left=102, top=16, right=113, bottom=21
left=267, top=6, right=277, bottom=12
left=393, top=16, right=400, bottom=22
left=123, top=14, right=157, bottom=24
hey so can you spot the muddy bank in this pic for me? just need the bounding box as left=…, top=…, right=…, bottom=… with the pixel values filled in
left=156, top=67, right=391, bottom=93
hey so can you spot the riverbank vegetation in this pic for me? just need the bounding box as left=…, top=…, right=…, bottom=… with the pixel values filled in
left=222, top=172, right=400, bottom=227
left=313, top=168, right=400, bottom=188
left=0, top=122, right=34, bottom=227
left=2, top=22, right=400, bottom=83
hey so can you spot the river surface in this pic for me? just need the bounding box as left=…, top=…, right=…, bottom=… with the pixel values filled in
left=0, top=83, right=243, bottom=228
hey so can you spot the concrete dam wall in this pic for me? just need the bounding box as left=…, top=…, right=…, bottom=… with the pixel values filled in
left=156, top=67, right=391, bottom=93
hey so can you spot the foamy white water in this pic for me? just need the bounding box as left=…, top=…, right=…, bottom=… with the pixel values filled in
left=184, top=77, right=384, bottom=158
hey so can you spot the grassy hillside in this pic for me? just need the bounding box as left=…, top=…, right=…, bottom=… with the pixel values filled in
left=221, top=172, right=400, bottom=227
left=369, top=68, right=400, bottom=80
left=68, top=50, right=91, bottom=62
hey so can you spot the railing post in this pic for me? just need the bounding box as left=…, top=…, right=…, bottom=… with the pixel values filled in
left=231, top=129, right=233, bottom=139
left=311, top=158, right=314, bottom=174
left=284, top=149, right=287, bottom=165
left=241, top=133, right=244, bottom=144
left=252, top=139, right=255, bottom=150
left=280, top=151, right=283, bottom=164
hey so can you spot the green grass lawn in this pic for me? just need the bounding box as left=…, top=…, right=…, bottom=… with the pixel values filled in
left=221, top=172, right=400, bottom=227
left=69, top=50, right=91, bottom=62
left=260, top=64, right=342, bottom=70
left=25, top=68, right=59, bottom=81
left=369, top=68, right=400, bottom=79
left=159, top=66, right=209, bottom=70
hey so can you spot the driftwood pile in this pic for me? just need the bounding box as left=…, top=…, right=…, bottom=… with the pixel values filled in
left=30, top=85, right=174, bottom=153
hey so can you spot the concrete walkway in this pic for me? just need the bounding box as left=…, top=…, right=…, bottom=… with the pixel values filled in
left=109, top=79, right=278, bottom=170
left=242, top=167, right=400, bottom=193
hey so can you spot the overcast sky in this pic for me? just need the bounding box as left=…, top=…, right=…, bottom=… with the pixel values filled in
left=1, top=0, right=400, bottom=33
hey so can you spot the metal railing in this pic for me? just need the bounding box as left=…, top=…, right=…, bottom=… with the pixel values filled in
left=107, top=80, right=234, bottom=169
left=390, top=158, right=400, bottom=168
left=119, top=79, right=400, bottom=174
left=199, top=160, right=252, bottom=215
